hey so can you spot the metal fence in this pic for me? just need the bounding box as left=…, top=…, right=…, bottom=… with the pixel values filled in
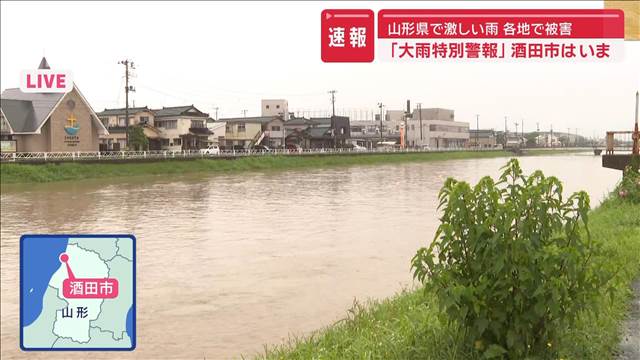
left=0, top=147, right=497, bottom=163
left=0, top=146, right=587, bottom=163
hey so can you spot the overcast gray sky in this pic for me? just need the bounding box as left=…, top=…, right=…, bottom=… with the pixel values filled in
left=1, top=1, right=639, bottom=137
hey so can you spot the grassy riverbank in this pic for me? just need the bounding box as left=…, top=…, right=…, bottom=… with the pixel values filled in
left=259, top=198, right=640, bottom=360
left=0, top=149, right=584, bottom=184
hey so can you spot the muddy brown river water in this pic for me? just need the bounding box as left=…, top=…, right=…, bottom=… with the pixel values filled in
left=0, top=154, right=621, bottom=359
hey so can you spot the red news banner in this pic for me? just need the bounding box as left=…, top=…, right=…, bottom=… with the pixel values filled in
left=321, top=9, right=625, bottom=62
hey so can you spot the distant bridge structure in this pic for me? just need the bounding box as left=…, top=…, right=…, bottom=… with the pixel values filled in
left=602, top=91, right=639, bottom=170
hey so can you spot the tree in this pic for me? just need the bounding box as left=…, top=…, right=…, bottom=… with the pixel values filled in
left=127, top=125, right=149, bottom=151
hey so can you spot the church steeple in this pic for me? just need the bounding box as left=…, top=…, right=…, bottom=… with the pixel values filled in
left=38, top=57, right=50, bottom=70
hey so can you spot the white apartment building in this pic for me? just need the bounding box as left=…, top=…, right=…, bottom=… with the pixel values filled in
left=405, top=108, right=469, bottom=148
left=206, top=119, right=226, bottom=145
left=261, top=99, right=289, bottom=121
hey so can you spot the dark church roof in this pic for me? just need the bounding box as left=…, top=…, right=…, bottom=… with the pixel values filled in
left=0, top=89, right=65, bottom=133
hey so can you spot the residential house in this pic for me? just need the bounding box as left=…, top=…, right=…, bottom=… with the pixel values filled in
left=152, top=105, right=212, bottom=150
left=469, top=129, right=498, bottom=148
left=284, top=116, right=351, bottom=149
left=96, top=106, right=160, bottom=150
left=221, top=115, right=285, bottom=149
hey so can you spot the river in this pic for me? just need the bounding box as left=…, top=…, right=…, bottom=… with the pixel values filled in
left=0, top=153, right=621, bottom=359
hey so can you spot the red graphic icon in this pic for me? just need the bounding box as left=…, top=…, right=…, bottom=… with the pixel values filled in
left=321, top=9, right=375, bottom=63
left=60, top=253, right=119, bottom=299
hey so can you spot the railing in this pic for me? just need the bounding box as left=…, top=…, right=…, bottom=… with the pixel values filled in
left=0, top=147, right=514, bottom=163
left=605, top=131, right=635, bottom=155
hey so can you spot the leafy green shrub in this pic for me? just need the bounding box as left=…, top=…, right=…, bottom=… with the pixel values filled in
left=411, top=159, right=613, bottom=359
left=616, top=163, right=640, bottom=203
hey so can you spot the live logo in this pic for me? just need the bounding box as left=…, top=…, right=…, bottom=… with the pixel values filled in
left=20, top=69, right=72, bottom=93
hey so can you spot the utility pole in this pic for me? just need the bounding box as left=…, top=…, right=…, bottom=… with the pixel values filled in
left=567, top=127, right=571, bottom=147
left=504, top=116, right=508, bottom=147
left=405, top=100, right=411, bottom=148
left=417, top=103, right=423, bottom=141
left=118, top=59, right=135, bottom=149
left=213, top=107, right=219, bottom=121
left=328, top=90, right=337, bottom=117
left=475, top=114, right=479, bottom=149
left=633, top=91, right=639, bottom=156
left=377, top=102, right=384, bottom=144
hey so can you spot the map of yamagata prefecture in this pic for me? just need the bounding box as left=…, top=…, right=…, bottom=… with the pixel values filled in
left=20, top=235, right=136, bottom=351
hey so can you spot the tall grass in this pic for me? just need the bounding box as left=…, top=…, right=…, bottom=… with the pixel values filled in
left=258, top=198, right=640, bottom=360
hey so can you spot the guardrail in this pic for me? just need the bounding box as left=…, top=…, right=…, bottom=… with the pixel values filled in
left=0, top=146, right=583, bottom=163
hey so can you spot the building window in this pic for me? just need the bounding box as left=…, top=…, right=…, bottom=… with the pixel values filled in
left=140, top=116, right=149, bottom=124
left=118, top=117, right=126, bottom=127
left=160, top=139, right=170, bottom=146
left=191, top=120, right=204, bottom=128
left=156, top=120, right=177, bottom=129
left=173, top=138, right=182, bottom=145
left=166, top=120, right=177, bottom=129
left=226, top=125, right=231, bottom=132
left=271, top=125, right=281, bottom=131
left=237, top=123, right=246, bottom=132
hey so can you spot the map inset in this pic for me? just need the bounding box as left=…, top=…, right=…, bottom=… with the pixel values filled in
left=20, top=235, right=136, bottom=351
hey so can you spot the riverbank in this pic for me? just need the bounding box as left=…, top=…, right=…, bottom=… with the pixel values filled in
left=258, top=198, right=640, bottom=360
left=0, top=149, right=585, bottom=184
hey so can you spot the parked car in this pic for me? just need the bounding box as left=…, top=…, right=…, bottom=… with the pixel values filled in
left=352, top=144, right=367, bottom=152
left=286, top=144, right=303, bottom=152
left=200, top=145, right=220, bottom=155
left=252, top=145, right=271, bottom=152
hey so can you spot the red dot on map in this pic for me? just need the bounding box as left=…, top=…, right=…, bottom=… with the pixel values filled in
left=59, top=253, right=69, bottom=263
